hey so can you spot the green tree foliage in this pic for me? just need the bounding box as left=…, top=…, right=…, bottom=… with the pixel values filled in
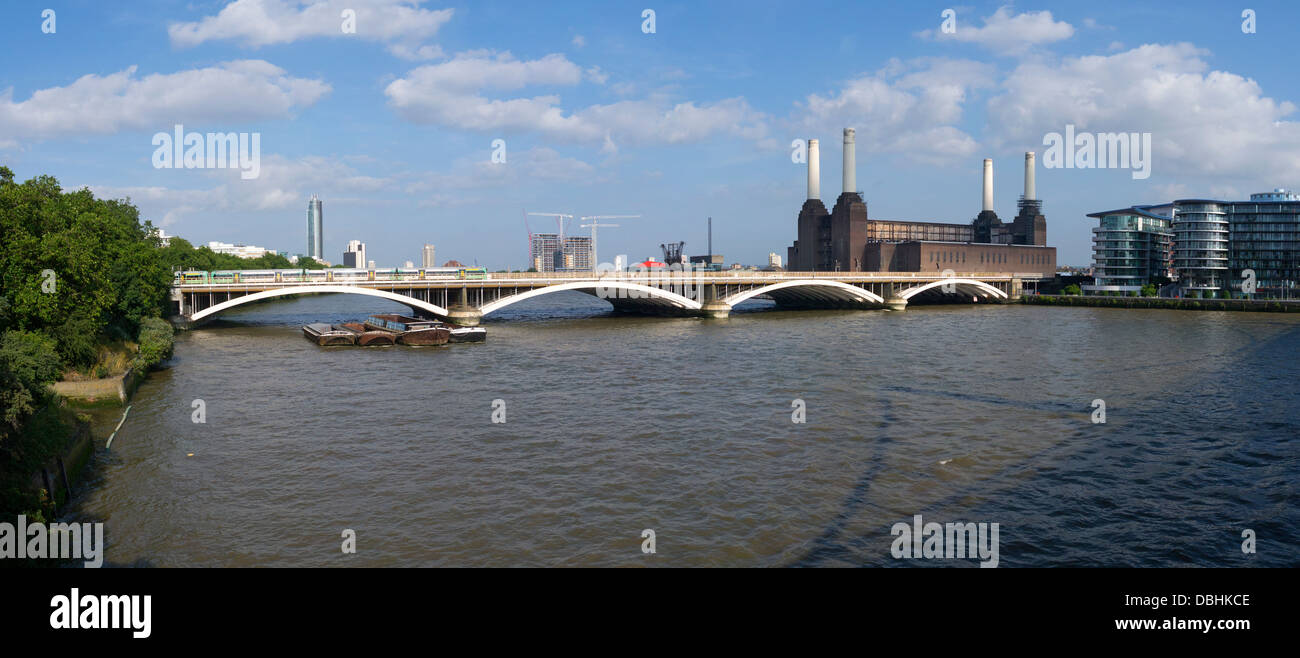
left=0, top=173, right=174, bottom=364
left=1140, top=283, right=1158, bottom=297
left=154, top=237, right=306, bottom=272
left=133, top=317, right=174, bottom=371
left=1062, top=284, right=1082, bottom=295
left=0, top=330, right=61, bottom=444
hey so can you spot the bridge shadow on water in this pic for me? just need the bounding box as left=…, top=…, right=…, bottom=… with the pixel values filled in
left=783, top=322, right=1300, bottom=568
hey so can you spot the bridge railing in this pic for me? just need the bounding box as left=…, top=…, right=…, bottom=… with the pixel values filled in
left=173, top=270, right=1040, bottom=289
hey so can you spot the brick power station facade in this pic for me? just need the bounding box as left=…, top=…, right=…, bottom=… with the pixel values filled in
left=787, top=129, right=1056, bottom=276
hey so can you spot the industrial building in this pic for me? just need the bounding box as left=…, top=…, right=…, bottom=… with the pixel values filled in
left=786, top=129, right=1055, bottom=275
left=1086, top=190, right=1300, bottom=297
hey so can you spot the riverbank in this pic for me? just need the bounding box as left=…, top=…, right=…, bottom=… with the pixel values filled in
left=1022, top=294, right=1300, bottom=312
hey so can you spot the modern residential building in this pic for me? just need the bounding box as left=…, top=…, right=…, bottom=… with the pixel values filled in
left=422, top=244, right=436, bottom=268
left=529, top=233, right=562, bottom=272
left=786, top=129, right=1055, bottom=275
left=768, top=252, right=782, bottom=268
left=1087, top=189, right=1300, bottom=297
left=206, top=241, right=275, bottom=259
left=306, top=195, right=324, bottom=260
left=561, top=236, right=592, bottom=271
left=1172, top=200, right=1231, bottom=294
left=529, top=233, right=592, bottom=271
left=1082, top=205, right=1174, bottom=294
left=1227, top=190, right=1300, bottom=297
left=343, top=240, right=367, bottom=269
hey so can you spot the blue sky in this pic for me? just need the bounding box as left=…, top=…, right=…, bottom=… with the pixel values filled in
left=3, top=0, right=1300, bottom=268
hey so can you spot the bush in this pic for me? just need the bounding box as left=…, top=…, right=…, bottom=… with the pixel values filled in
left=1062, top=284, right=1082, bottom=296
left=132, top=317, right=174, bottom=371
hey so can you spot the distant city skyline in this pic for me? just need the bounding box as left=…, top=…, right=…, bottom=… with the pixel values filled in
left=7, top=1, right=1300, bottom=268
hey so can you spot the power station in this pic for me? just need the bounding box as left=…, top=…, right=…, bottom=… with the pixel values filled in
left=787, top=129, right=1055, bottom=274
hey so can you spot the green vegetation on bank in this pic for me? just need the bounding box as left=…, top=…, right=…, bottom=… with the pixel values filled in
left=1023, top=294, right=1300, bottom=312
left=0, top=166, right=182, bottom=519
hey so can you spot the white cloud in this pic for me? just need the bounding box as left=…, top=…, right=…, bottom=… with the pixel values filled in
left=89, top=154, right=389, bottom=226
left=986, top=42, right=1300, bottom=182
left=0, top=60, right=329, bottom=143
left=388, top=43, right=445, bottom=61
left=919, top=7, right=1074, bottom=55
left=385, top=51, right=769, bottom=148
left=406, top=147, right=599, bottom=197
left=169, top=0, right=453, bottom=53
left=790, top=58, right=996, bottom=163
left=571, top=34, right=586, bottom=48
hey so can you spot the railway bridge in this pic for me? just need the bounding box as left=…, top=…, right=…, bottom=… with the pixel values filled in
left=170, top=270, right=1041, bottom=327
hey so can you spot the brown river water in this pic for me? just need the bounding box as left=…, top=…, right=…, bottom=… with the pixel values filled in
left=67, top=293, right=1300, bottom=566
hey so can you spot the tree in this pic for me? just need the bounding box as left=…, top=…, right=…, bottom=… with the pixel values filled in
left=1062, top=284, right=1082, bottom=295
left=0, top=331, right=61, bottom=444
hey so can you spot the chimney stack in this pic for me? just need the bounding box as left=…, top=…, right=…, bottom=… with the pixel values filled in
left=807, top=139, right=820, bottom=200
left=982, top=158, right=994, bottom=212
left=842, top=128, right=856, bottom=196
left=1024, top=151, right=1036, bottom=200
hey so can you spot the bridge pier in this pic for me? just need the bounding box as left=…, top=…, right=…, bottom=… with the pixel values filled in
left=885, top=285, right=908, bottom=311
left=700, top=301, right=732, bottom=319
left=444, top=306, right=483, bottom=326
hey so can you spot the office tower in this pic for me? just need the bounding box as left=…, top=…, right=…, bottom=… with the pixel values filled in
left=344, top=240, right=366, bottom=268
left=306, top=195, right=324, bottom=260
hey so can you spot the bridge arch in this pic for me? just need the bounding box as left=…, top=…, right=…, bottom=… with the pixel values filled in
left=897, top=278, right=1008, bottom=301
left=478, top=280, right=703, bottom=316
left=721, top=279, right=886, bottom=307
left=187, top=285, right=451, bottom=323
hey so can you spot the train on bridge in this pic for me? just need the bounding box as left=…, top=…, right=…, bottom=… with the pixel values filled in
left=174, top=266, right=489, bottom=285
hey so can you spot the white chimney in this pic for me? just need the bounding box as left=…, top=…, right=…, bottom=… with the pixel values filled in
left=1024, top=151, right=1036, bottom=200
left=982, top=158, right=994, bottom=212
left=842, top=128, right=856, bottom=196
left=807, top=138, right=820, bottom=200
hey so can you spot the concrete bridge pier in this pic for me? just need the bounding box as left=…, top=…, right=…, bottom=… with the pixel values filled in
left=886, top=285, right=908, bottom=311
left=444, top=286, right=483, bottom=326
left=699, top=284, right=732, bottom=319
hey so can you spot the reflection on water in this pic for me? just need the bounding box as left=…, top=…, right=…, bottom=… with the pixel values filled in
left=68, top=292, right=1300, bottom=566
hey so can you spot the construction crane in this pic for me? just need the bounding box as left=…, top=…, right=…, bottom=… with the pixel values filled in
left=526, top=211, right=574, bottom=236
left=580, top=215, right=640, bottom=270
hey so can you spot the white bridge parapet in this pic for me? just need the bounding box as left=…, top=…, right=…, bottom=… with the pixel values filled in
left=172, top=270, right=1035, bottom=324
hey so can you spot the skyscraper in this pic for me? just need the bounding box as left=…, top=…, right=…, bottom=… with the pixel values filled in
left=422, top=244, right=436, bottom=268
left=306, top=195, right=324, bottom=260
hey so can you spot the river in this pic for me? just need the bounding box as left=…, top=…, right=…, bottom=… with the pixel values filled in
left=69, top=293, right=1299, bottom=566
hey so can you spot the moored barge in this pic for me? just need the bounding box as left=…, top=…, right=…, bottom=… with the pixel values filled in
left=303, top=323, right=357, bottom=346
left=447, top=325, right=486, bottom=343
left=335, top=322, right=395, bottom=346
left=363, top=314, right=451, bottom=346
